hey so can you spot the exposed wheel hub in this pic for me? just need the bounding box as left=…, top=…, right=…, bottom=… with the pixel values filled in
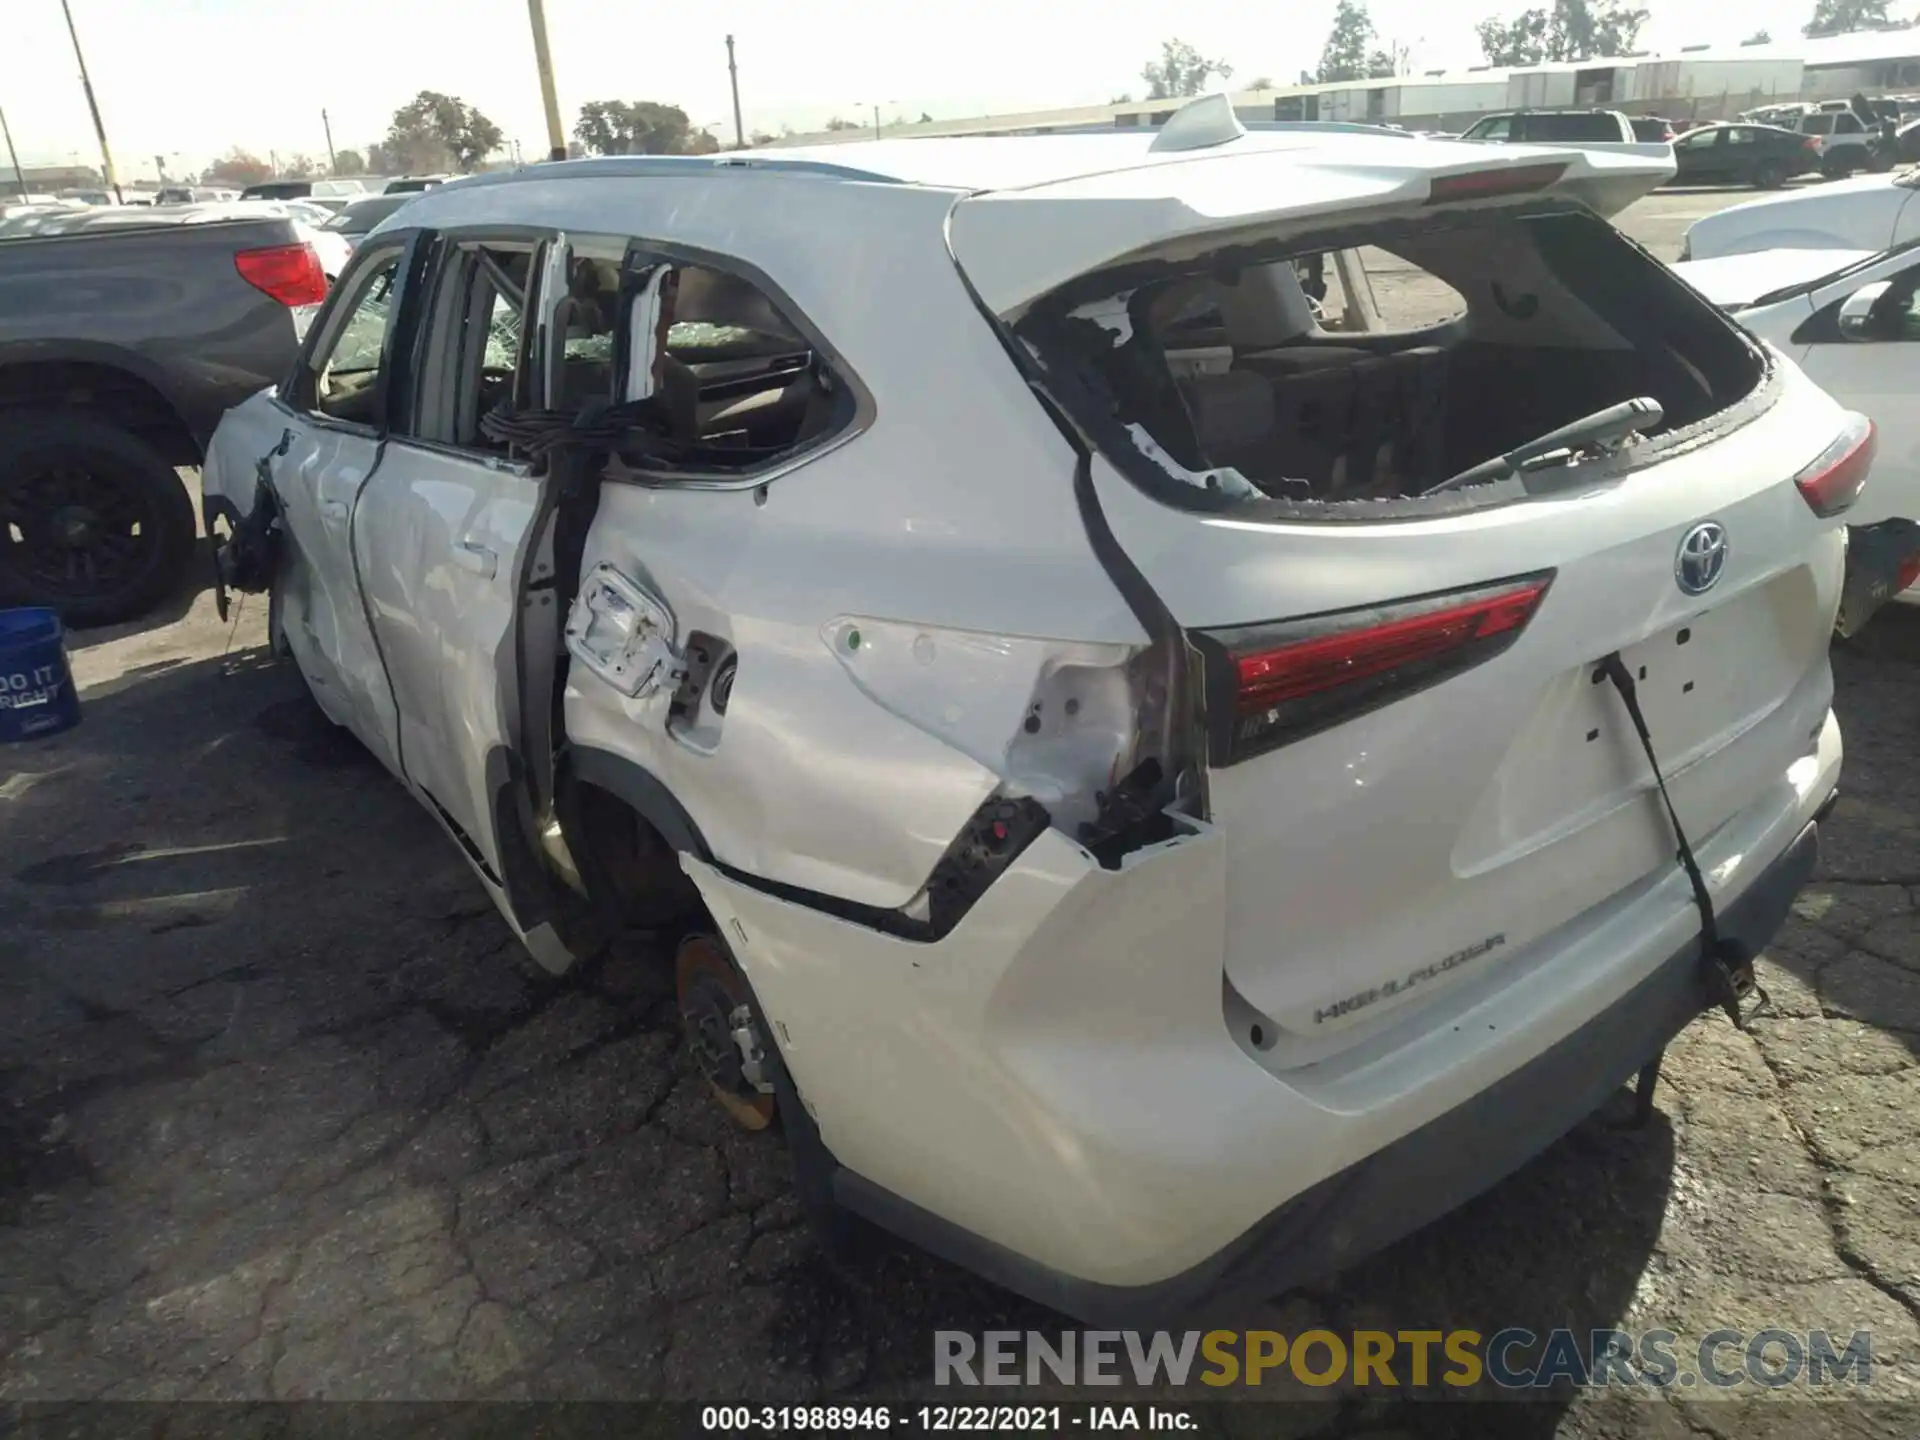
left=675, top=934, right=776, bottom=1131
left=52, top=505, right=99, bottom=548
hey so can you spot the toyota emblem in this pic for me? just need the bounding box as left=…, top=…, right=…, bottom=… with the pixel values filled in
left=1675, top=521, right=1729, bottom=596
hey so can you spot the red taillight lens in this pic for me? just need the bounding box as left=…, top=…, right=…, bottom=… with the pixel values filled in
left=1196, top=574, right=1554, bottom=765
left=1426, top=163, right=1568, bottom=205
left=1897, top=552, right=1920, bottom=593
left=234, top=242, right=328, bottom=307
left=1804, top=137, right=1821, bottom=151
left=1794, top=414, right=1875, bottom=517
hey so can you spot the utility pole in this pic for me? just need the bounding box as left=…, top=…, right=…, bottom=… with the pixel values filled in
left=0, top=107, right=27, bottom=199
left=525, top=0, right=567, bottom=161
left=872, top=103, right=882, bottom=141
left=58, top=0, right=122, bottom=203
left=726, top=35, right=745, bottom=149
left=321, top=108, right=337, bottom=173
left=270, top=149, right=280, bottom=178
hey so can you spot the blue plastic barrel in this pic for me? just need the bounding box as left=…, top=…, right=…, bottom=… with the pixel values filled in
left=0, top=608, right=82, bottom=742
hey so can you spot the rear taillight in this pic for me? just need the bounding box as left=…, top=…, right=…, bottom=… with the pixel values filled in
left=1426, top=163, right=1568, bottom=205
left=234, top=242, right=328, bottom=306
left=1804, top=137, right=1821, bottom=151
left=1195, top=573, right=1554, bottom=765
left=1897, top=552, right=1920, bottom=593
left=1794, top=414, right=1875, bottom=517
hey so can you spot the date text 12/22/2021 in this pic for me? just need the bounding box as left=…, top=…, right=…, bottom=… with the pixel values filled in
left=701, top=1406, right=1197, bottom=1431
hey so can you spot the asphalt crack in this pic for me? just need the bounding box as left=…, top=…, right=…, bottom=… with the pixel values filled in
left=1741, top=1022, right=1920, bottom=1329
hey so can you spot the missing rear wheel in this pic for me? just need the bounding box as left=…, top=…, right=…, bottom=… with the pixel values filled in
left=675, top=933, right=777, bottom=1131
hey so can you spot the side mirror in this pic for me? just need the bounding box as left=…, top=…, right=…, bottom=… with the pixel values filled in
left=1838, top=279, right=1894, bottom=341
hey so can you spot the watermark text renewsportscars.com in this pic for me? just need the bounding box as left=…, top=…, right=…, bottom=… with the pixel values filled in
left=934, top=1328, right=1875, bottom=1390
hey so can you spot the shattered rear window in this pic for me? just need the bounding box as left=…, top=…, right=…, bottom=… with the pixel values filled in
left=1017, top=206, right=1766, bottom=519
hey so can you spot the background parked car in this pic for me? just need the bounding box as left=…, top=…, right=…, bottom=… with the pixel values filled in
left=1680, top=170, right=1920, bottom=258
left=1889, top=115, right=1920, bottom=164
left=155, top=185, right=237, bottom=204
left=317, top=192, right=417, bottom=249
left=237, top=178, right=368, bottom=211
left=1673, top=240, right=1920, bottom=607
left=1668, top=122, right=1820, bottom=189
left=1790, top=108, right=1876, bottom=177
left=1457, top=108, right=1667, bottom=154
left=382, top=174, right=451, bottom=194
left=0, top=207, right=321, bottom=624
left=0, top=203, right=87, bottom=237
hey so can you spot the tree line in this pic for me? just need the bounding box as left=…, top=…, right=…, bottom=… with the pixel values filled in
left=201, top=90, right=731, bottom=186
left=1128, top=0, right=1919, bottom=111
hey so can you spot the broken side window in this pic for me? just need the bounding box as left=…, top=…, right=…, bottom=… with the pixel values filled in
left=557, top=235, right=863, bottom=480
left=405, top=240, right=538, bottom=454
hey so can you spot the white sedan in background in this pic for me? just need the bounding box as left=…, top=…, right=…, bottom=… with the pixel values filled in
left=1674, top=242, right=1920, bottom=605
left=1680, top=170, right=1920, bottom=260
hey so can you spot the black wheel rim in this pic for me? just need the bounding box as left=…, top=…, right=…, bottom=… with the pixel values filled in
left=0, top=458, right=165, bottom=602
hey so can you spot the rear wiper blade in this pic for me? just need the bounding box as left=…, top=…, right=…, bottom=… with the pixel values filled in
left=1426, top=397, right=1664, bottom=495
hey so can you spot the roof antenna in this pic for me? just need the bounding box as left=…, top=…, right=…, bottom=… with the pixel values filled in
left=1148, top=92, right=1248, bottom=153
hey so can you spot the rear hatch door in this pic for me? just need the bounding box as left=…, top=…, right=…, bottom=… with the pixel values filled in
left=953, top=158, right=1847, bottom=1051
left=1084, top=393, right=1842, bottom=1046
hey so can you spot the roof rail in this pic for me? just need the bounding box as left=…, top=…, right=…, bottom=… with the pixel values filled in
left=1149, top=93, right=1249, bottom=153
left=433, top=153, right=898, bottom=195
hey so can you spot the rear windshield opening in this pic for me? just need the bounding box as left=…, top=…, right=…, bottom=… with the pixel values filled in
left=1018, top=206, right=1766, bottom=517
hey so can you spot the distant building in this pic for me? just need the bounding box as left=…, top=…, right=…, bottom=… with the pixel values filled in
left=0, top=163, right=105, bottom=192
left=768, top=25, right=1920, bottom=145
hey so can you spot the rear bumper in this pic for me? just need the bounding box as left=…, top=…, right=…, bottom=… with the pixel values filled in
left=833, top=814, right=1823, bottom=1328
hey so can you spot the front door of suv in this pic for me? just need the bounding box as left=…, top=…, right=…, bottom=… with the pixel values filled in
left=270, top=230, right=433, bottom=772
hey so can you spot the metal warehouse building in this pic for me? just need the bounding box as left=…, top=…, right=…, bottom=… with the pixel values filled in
left=774, top=25, right=1920, bottom=143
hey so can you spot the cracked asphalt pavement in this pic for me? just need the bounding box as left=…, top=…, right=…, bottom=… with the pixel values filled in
left=3, top=191, right=1919, bottom=1435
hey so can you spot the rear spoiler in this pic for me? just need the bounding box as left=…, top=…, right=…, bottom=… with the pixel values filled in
left=948, top=97, right=1675, bottom=317
left=1541, top=143, right=1676, bottom=218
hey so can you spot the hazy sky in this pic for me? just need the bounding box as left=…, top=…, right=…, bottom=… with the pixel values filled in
left=6, top=0, right=1827, bottom=176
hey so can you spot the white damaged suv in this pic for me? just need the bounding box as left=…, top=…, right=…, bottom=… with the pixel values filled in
left=203, top=97, right=1851, bottom=1325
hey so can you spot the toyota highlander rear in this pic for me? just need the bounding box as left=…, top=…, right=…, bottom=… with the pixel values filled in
left=674, top=133, right=1845, bottom=1325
